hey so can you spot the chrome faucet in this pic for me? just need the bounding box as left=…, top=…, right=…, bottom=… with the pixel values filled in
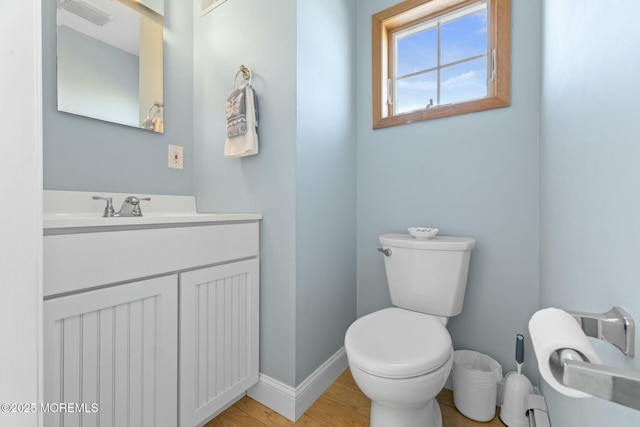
left=117, top=196, right=151, bottom=217
left=92, top=196, right=151, bottom=217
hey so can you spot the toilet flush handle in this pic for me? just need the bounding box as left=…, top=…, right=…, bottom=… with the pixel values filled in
left=377, top=247, right=392, bottom=256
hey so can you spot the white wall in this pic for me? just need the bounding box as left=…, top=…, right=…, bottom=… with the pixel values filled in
left=0, top=1, right=43, bottom=426
left=540, top=1, right=640, bottom=425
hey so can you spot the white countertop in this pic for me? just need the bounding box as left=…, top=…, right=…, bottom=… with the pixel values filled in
left=44, top=190, right=261, bottom=231
left=44, top=212, right=262, bottom=229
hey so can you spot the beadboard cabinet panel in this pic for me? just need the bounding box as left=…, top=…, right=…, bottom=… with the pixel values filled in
left=44, top=275, right=178, bottom=427
left=180, top=259, right=260, bottom=426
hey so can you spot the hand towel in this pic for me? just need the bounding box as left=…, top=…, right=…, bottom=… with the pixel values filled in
left=224, top=84, right=259, bottom=158
left=153, top=117, right=163, bottom=133
left=226, top=86, right=248, bottom=138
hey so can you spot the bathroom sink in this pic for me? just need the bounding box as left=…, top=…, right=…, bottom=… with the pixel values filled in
left=43, top=190, right=261, bottom=231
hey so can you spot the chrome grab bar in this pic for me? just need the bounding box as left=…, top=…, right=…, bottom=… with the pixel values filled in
left=568, top=307, right=634, bottom=356
left=550, top=307, right=640, bottom=411
left=551, top=348, right=640, bottom=411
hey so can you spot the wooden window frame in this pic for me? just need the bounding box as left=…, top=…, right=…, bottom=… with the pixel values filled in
left=372, top=0, right=511, bottom=129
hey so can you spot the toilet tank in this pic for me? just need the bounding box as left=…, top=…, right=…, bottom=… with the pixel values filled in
left=379, top=234, right=475, bottom=317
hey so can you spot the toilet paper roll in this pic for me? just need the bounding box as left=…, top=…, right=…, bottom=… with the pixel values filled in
left=529, top=308, right=601, bottom=398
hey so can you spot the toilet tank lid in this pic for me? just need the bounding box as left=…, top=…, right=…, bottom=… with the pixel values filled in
left=379, top=234, right=476, bottom=250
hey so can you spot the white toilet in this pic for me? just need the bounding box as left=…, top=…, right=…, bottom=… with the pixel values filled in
left=345, top=233, right=475, bottom=427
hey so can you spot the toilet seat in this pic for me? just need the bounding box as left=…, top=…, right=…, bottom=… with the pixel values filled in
left=345, top=307, right=452, bottom=379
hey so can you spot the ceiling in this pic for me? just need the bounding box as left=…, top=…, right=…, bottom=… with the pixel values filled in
left=57, top=0, right=141, bottom=56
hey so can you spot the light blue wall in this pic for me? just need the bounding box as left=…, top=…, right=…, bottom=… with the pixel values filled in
left=57, top=26, right=139, bottom=128
left=295, top=0, right=357, bottom=384
left=355, top=0, right=541, bottom=379
left=192, top=0, right=299, bottom=386
left=540, top=1, right=640, bottom=425
left=42, top=0, right=193, bottom=195
left=193, top=0, right=357, bottom=387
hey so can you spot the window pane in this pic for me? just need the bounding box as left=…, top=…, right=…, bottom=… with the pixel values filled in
left=440, top=57, right=487, bottom=105
left=396, top=26, right=437, bottom=77
left=440, top=9, right=487, bottom=65
left=396, top=71, right=437, bottom=114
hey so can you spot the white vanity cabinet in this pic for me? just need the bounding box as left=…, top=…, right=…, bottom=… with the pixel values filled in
left=179, top=258, right=259, bottom=426
left=43, top=208, right=260, bottom=427
left=43, top=275, right=178, bottom=427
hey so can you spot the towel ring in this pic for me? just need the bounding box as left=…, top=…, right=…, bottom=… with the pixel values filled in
left=232, top=65, right=252, bottom=89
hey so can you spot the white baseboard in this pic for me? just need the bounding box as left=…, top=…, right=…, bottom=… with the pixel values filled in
left=247, top=347, right=348, bottom=421
left=246, top=374, right=297, bottom=420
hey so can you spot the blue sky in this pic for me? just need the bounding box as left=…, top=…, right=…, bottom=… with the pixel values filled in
left=395, top=7, right=488, bottom=113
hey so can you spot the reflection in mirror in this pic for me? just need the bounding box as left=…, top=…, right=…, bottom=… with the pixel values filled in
left=56, top=0, right=164, bottom=133
left=137, top=0, right=164, bottom=16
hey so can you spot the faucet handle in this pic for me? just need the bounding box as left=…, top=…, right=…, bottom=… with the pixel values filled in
left=92, top=196, right=115, bottom=217
left=123, top=196, right=151, bottom=205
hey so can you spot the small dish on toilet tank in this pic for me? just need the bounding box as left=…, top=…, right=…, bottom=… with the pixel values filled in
left=407, top=227, right=439, bottom=239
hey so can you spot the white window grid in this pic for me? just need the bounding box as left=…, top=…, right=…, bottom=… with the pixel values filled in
left=391, top=0, right=491, bottom=114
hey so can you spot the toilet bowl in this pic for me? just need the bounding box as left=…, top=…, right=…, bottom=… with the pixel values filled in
left=345, top=308, right=454, bottom=427
left=345, top=233, right=475, bottom=427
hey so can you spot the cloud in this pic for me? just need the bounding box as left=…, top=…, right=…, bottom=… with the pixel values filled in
left=441, top=71, right=477, bottom=89
left=397, top=78, right=437, bottom=91
left=396, top=68, right=485, bottom=111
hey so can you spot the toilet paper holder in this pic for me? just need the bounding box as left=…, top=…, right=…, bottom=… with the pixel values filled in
left=553, top=306, right=640, bottom=411
left=567, top=306, right=634, bottom=356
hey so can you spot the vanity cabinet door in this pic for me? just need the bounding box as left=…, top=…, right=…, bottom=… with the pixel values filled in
left=179, top=258, right=259, bottom=427
left=44, top=275, right=178, bottom=427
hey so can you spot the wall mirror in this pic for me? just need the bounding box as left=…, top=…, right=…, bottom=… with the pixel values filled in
left=56, top=0, right=165, bottom=133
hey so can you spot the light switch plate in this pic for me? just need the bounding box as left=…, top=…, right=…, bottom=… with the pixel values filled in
left=168, top=145, right=183, bottom=169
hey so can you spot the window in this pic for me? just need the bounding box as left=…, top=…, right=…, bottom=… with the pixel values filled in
left=372, top=0, right=511, bottom=128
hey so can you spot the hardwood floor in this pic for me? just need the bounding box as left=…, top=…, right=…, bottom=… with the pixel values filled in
left=207, top=369, right=504, bottom=426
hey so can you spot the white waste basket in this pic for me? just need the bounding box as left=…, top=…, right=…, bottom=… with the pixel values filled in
left=452, top=350, right=503, bottom=422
